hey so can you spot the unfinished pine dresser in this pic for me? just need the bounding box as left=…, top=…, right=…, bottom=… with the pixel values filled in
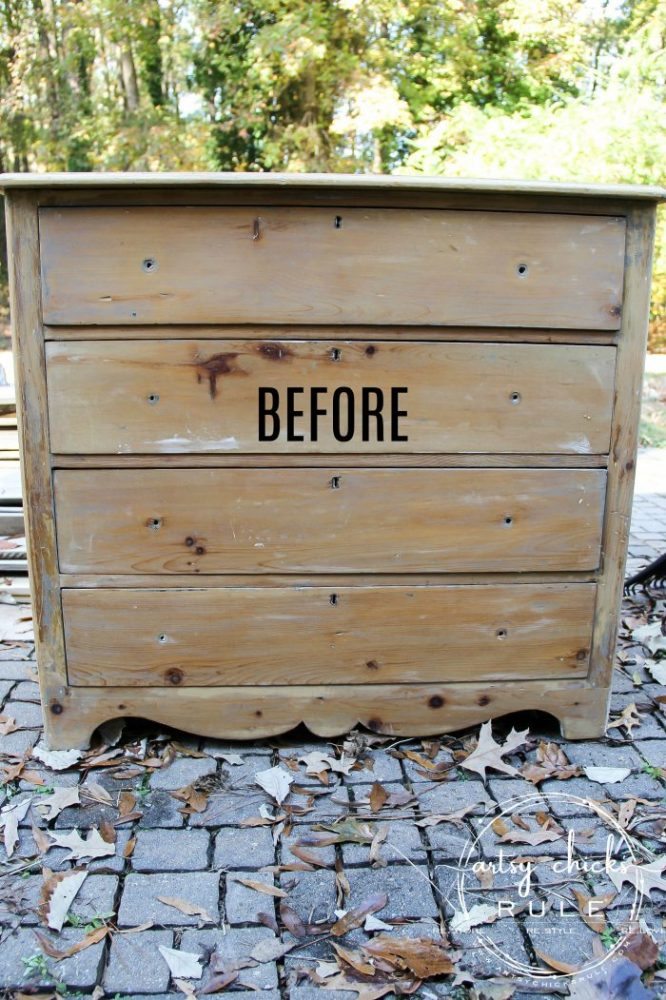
left=2, top=173, right=664, bottom=748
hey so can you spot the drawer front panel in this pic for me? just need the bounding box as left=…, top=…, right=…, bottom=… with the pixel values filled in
left=62, top=584, right=595, bottom=686
left=55, top=468, right=606, bottom=574
left=46, top=340, right=615, bottom=455
left=39, top=207, right=625, bottom=329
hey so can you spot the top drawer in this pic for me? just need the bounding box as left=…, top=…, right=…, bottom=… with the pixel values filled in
left=39, top=207, right=626, bottom=329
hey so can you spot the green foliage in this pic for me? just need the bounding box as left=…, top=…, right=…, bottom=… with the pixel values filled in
left=22, top=951, right=50, bottom=978
left=0, top=0, right=664, bottom=336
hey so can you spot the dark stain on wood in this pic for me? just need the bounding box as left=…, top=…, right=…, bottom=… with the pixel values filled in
left=165, top=668, right=183, bottom=685
left=365, top=345, right=376, bottom=356
left=477, top=694, right=491, bottom=706
left=428, top=695, right=444, bottom=708
left=367, top=717, right=383, bottom=731
left=366, top=660, right=380, bottom=670
left=50, top=701, right=63, bottom=715
left=195, top=545, right=206, bottom=556
left=258, top=342, right=292, bottom=362
left=576, top=648, right=589, bottom=661
left=194, top=352, right=240, bottom=399
left=185, top=536, right=195, bottom=547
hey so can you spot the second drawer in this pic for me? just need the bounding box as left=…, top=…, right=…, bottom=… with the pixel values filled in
left=54, top=468, right=606, bottom=574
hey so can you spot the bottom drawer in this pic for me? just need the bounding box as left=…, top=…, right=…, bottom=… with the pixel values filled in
left=62, top=584, right=595, bottom=687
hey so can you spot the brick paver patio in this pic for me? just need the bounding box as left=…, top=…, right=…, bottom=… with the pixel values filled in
left=1, top=449, right=664, bottom=998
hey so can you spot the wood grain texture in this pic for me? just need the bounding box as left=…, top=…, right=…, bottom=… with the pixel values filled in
left=46, top=340, right=616, bottom=455
left=589, top=206, right=657, bottom=687
left=54, top=468, right=606, bottom=574
left=5, top=193, right=67, bottom=706
left=52, top=453, right=609, bottom=469
left=62, top=583, right=595, bottom=687
left=59, top=572, right=599, bottom=588
left=42, top=680, right=610, bottom=750
left=4, top=170, right=665, bottom=199
left=39, top=207, right=626, bottom=328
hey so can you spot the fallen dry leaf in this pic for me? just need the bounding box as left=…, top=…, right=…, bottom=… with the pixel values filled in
left=570, top=887, right=614, bottom=933
left=607, top=856, right=666, bottom=898
left=620, top=929, right=660, bottom=970
left=37, top=787, right=80, bottom=821
left=369, top=782, right=389, bottom=813
left=38, top=869, right=88, bottom=931
left=520, top=741, right=581, bottom=784
left=288, top=844, right=333, bottom=868
left=332, top=942, right=375, bottom=976
left=321, top=972, right=398, bottom=999
left=158, top=944, right=203, bottom=980
left=47, top=828, right=116, bottom=861
left=0, top=715, right=18, bottom=735
left=331, top=892, right=388, bottom=935
left=171, top=783, right=210, bottom=814
left=31, top=820, right=52, bottom=855
left=233, top=877, right=287, bottom=897
left=535, top=949, right=580, bottom=974
left=0, top=795, right=32, bottom=858
left=584, top=766, right=631, bottom=784
left=312, top=819, right=375, bottom=846
left=450, top=904, right=498, bottom=933
left=156, top=896, right=215, bottom=923
left=32, top=744, right=83, bottom=771
left=255, top=765, right=294, bottom=805
left=80, top=781, right=113, bottom=806
left=415, top=805, right=476, bottom=828
left=607, top=702, right=643, bottom=737
left=461, top=722, right=529, bottom=780
left=250, top=936, right=298, bottom=963
left=364, top=934, right=456, bottom=977
left=499, top=827, right=563, bottom=847
left=36, top=925, right=108, bottom=960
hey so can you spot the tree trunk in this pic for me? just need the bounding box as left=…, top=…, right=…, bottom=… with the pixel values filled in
left=120, top=45, right=140, bottom=112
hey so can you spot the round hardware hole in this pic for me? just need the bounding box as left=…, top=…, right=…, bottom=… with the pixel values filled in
left=147, top=393, right=160, bottom=405
left=142, top=257, right=158, bottom=273
left=517, top=263, right=528, bottom=276
left=496, top=628, right=508, bottom=640
left=504, top=515, right=513, bottom=526
left=148, top=517, right=162, bottom=531
left=157, top=633, right=168, bottom=644
left=510, top=391, right=521, bottom=405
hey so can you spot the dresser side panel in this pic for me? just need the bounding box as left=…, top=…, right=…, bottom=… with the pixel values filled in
left=589, top=204, right=656, bottom=689
left=5, top=192, right=67, bottom=724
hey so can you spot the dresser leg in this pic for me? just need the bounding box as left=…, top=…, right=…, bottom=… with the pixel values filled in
left=557, top=690, right=610, bottom=740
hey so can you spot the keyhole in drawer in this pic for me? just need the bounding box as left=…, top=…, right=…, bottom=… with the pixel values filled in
left=331, top=347, right=342, bottom=362
left=503, top=515, right=513, bottom=527
left=147, top=393, right=160, bottom=405
left=517, top=263, right=528, bottom=277
left=148, top=517, right=162, bottom=531
left=330, top=476, right=341, bottom=490
left=496, top=628, right=508, bottom=640
left=330, top=593, right=338, bottom=606
left=334, top=215, right=343, bottom=229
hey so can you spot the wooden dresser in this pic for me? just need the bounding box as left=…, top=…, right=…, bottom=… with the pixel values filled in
left=2, top=174, right=663, bottom=749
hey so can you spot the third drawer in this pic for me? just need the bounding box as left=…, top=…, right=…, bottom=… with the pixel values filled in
left=54, top=467, right=606, bottom=574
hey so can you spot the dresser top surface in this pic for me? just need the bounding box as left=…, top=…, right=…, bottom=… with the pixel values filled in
left=1, top=171, right=664, bottom=201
